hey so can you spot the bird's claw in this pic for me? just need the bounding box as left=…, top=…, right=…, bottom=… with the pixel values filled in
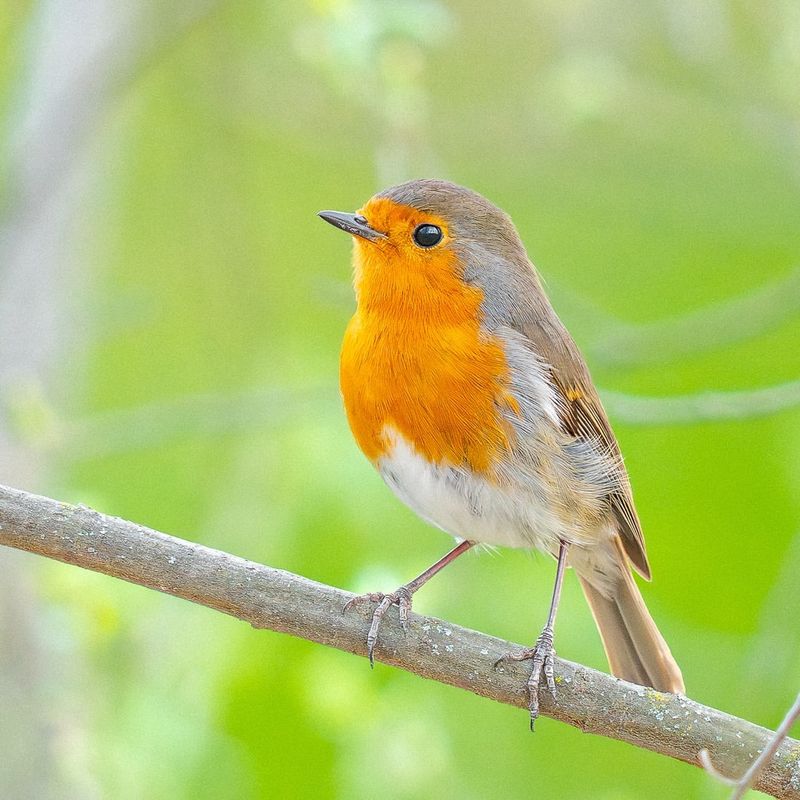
left=494, top=627, right=556, bottom=730
left=343, top=586, right=413, bottom=667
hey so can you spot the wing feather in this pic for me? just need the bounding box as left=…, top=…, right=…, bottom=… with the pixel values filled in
left=514, top=301, right=651, bottom=579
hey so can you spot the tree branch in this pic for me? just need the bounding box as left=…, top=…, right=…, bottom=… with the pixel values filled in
left=1, top=484, right=799, bottom=799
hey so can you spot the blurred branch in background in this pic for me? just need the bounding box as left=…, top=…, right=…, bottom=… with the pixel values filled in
left=1, top=4, right=131, bottom=797
left=0, top=0, right=225, bottom=481
left=0, top=4, right=224, bottom=798
left=1, top=483, right=799, bottom=800
left=0, top=8, right=225, bottom=455
left=602, top=379, right=800, bottom=425
left=30, top=377, right=799, bottom=464
left=56, top=386, right=330, bottom=461
left=587, top=265, right=800, bottom=370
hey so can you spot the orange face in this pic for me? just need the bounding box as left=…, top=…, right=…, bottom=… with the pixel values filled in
left=349, top=197, right=468, bottom=320
left=339, top=197, right=518, bottom=474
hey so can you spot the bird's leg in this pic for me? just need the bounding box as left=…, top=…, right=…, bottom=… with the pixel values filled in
left=496, top=540, right=570, bottom=729
left=344, top=540, right=474, bottom=666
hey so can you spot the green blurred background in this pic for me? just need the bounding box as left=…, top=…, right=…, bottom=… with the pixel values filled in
left=2, top=1, right=800, bottom=798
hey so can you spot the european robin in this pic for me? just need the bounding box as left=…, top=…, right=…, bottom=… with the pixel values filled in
left=319, top=179, right=684, bottom=726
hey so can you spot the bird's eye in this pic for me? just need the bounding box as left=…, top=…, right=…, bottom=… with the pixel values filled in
left=413, top=224, right=443, bottom=247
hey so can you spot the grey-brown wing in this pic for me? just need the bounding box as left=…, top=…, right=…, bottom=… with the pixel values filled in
left=518, top=310, right=651, bottom=579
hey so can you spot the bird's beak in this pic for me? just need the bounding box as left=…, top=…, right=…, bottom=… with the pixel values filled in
left=317, top=210, right=387, bottom=242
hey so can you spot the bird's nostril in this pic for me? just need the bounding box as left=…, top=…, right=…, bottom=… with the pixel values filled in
left=354, top=215, right=368, bottom=225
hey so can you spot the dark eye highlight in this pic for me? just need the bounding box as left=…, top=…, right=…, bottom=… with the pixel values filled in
left=413, top=224, right=443, bottom=247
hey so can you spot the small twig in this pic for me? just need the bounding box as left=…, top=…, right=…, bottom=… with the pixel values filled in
left=701, top=693, right=800, bottom=798
left=699, top=748, right=737, bottom=785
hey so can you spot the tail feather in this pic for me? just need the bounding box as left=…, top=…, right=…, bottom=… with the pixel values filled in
left=579, top=543, right=684, bottom=694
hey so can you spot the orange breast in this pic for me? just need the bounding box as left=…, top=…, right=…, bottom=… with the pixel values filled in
left=340, top=227, right=516, bottom=475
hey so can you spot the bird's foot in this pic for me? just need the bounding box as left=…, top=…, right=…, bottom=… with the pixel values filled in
left=343, top=586, right=413, bottom=667
left=495, top=626, right=556, bottom=730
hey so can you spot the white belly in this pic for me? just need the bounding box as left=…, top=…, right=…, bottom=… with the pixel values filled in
left=377, top=427, right=575, bottom=555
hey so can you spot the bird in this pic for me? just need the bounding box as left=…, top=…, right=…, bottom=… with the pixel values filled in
left=318, top=179, right=684, bottom=726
